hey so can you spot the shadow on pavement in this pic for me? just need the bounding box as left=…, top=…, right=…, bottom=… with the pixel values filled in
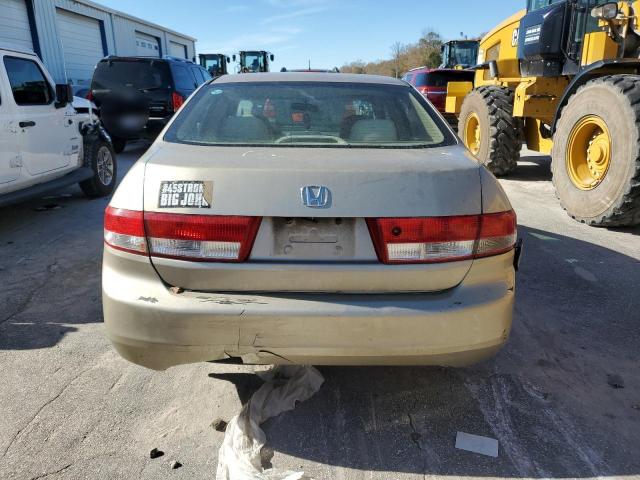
left=504, top=155, right=552, bottom=182
left=0, top=154, right=139, bottom=351
left=216, top=225, right=640, bottom=478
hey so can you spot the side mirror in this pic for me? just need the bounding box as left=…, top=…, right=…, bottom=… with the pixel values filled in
left=55, top=83, right=73, bottom=109
left=270, top=54, right=275, bottom=61
left=591, top=2, right=618, bottom=20
left=226, top=57, right=231, bottom=63
left=232, top=54, right=237, bottom=61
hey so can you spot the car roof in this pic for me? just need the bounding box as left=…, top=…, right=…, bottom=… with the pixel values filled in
left=406, top=68, right=469, bottom=75
left=98, top=56, right=199, bottom=65
left=214, top=72, right=407, bottom=85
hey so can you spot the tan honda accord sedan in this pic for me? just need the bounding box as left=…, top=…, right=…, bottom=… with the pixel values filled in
left=102, top=73, right=519, bottom=370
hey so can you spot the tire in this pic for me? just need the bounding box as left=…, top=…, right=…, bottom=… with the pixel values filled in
left=552, top=75, right=640, bottom=227
left=111, top=136, right=126, bottom=154
left=458, top=86, right=521, bottom=176
left=79, top=138, right=117, bottom=198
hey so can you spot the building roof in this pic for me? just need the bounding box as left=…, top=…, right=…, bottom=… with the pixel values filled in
left=74, top=0, right=197, bottom=42
left=214, top=72, right=407, bottom=85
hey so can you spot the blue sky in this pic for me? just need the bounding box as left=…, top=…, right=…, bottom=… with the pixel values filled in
left=98, top=0, right=524, bottom=71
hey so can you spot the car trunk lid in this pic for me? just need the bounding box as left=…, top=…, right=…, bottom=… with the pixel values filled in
left=141, top=142, right=482, bottom=293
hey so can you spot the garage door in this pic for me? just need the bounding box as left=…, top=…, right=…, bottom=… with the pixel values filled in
left=0, top=0, right=33, bottom=51
left=169, top=41, right=187, bottom=59
left=56, top=8, right=105, bottom=86
left=136, top=32, right=160, bottom=57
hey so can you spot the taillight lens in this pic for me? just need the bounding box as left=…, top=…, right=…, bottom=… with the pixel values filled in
left=86, top=90, right=94, bottom=101
left=144, top=213, right=261, bottom=262
left=367, top=211, right=516, bottom=264
left=104, top=207, right=261, bottom=262
left=171, top=92, right=184, bottom=112
left=104, top=207, right=147, bottom=255
left=475, top=211, right=518, bottom=258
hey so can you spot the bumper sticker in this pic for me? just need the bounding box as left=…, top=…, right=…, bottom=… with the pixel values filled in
left=158, top=181, right=213, bottom=208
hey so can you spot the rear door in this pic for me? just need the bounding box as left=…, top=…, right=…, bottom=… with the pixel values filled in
left=3, top=55, right=77, bottom=175
left=171, top=63, right=198, bottom=98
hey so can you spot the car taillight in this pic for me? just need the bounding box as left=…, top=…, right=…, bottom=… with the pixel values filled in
left=171, top=92, right=184, bottom=111
left=104, top=207, right=147, bottom=255
left=104, top=207, right=262, bottom=262
left=86, top=90, right=94, bottom=101
left=366, top=211, right=516, bottom=264
left=144, top=212, right=261, bottom=262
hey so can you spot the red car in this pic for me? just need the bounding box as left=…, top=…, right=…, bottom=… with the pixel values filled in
left=403, top=67, right=475, bottom=117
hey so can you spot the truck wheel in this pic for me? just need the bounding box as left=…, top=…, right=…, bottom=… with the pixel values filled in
left=79, top=138, right=117, bottom=198
left=458, top=86, right=520, bottom=176
left=111, top=137, right=126, bottom=154
left=552, top=75, right=640, bottom=227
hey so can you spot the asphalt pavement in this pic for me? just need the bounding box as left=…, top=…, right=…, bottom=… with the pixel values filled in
left=1, top=144, right=639, bottom=479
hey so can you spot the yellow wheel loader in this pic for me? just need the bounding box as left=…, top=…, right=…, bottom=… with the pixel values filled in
left=446, top=0, right=640, bottom=226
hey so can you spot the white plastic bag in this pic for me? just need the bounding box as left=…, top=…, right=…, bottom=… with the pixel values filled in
left=216, top=365, right=325, bottom=480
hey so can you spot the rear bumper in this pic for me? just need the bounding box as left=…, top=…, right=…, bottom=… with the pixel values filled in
left=113, top=117, right=170, bottom=140
left=102, top=247, right=515, bottom=370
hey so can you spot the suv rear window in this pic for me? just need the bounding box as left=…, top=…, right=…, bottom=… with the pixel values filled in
left=92, top=60, right=171, bottom=91
left=164, top=82, right=455, bottom=148
left=413, top=71, right=474, bottom=88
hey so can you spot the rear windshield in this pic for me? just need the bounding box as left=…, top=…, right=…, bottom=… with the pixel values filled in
left=92, top=60, right=172, bottom=91
left=414, top=70, right=475, bottom=87
left=164, top=82, right=455, bottom=148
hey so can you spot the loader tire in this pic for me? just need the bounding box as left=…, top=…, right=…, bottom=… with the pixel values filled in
left=552, top=75, right=640, bottom=227
left=458, top=86, right=520, bottom=176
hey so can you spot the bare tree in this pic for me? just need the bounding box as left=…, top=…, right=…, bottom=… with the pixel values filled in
left=390, top=41, right=405, bottom=78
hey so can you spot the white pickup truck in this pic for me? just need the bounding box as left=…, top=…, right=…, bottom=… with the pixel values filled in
left=0, top=45, right=116, bottom=207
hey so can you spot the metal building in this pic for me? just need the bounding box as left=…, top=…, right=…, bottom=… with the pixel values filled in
left=0, top=0, right=196, bottom=87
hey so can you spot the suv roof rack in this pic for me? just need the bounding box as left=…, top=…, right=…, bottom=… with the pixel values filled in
left=407, top=66, right=428, bottom=72
left=162, top=55, right=194, bottom=64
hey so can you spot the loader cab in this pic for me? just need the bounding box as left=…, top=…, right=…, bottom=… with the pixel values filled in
left=518, top=0, right=620, bottom=77
left=236, top=51, right=274, bottom=73
left=199, top=54, right=230, bottom=77
left=440, top=40, right=480, bottom=69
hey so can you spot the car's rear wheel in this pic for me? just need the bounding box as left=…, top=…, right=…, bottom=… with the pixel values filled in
left=79, top=138, right=117, bottom=198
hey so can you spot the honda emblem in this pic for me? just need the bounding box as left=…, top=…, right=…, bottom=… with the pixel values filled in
left=301, top=186, right=331, bottom=208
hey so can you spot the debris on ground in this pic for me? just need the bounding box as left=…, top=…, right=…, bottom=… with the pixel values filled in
left=212, top=418, right=228, bottom=432
left=149, top=448, right=164, bottom=459
left=455, top=431, right=499, bottom=458
left=216, top=365, right=324, bottom=480
left=42, top=193, right=72, bottom=200
left=607, top=374, right=625, bottom=389
left=34, top=204, right=62, bottom=212
left=170, top=460, right=182, bottom=469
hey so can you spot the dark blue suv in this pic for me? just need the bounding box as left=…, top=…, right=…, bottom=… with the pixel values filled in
left=90, top=56, right=212, bottom=152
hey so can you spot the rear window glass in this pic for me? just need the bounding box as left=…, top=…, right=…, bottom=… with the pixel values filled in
left=92, top=60, right=171, bottom=91
left=164, top=82, right=454, bottom=148
left=413, top=71, right=474, bottom=87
